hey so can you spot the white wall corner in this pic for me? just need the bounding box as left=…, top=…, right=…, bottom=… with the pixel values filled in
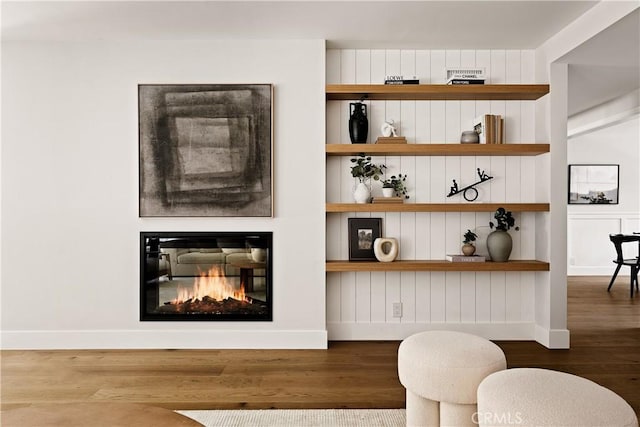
left=535, top=325, right=570, bottom=349
left=548, top=63, right=569, bottom=334
left=534, top=63, right=568, bottom=341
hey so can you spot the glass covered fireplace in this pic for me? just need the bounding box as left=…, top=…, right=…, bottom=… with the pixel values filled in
left=141, top=232, right=272, bottom=321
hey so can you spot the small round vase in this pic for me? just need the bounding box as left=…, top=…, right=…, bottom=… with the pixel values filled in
left=486, top=230, right=512, bottom=262
left=461, top=244, right=476, bottom=256
left=374, top=238, right=399, bottom=262
left=382, top=187, right=394, bottom=198
left=460, top=130, right=480, bottom=144
left=353, top=182, right=371, bottom=204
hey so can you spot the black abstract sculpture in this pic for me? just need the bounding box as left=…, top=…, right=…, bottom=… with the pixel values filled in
left=447, top=168, right=493, bottom=201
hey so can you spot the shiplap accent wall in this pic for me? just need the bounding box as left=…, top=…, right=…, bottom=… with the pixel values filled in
left=326, top=49, right=544, bottom=340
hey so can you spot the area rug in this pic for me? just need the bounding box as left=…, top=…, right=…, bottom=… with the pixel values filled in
left=177, top=409, right=406, bottom=427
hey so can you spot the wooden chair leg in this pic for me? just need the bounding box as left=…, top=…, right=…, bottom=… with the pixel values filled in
left=608, top=264, right=622, bottom=291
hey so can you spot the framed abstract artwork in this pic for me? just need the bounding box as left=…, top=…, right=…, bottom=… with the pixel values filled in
left=568, top=164, right=619, bottom=205
left=139, top=84, right=273, bottom=217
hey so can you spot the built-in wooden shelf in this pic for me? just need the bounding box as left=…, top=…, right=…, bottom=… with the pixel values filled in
left=325, top=143, right=549, bottom=156
left=326, top=203, right=549, bottom=213
left=326, top=84, right=550, bottom=101
left=326, top=260, right=549, bottom=272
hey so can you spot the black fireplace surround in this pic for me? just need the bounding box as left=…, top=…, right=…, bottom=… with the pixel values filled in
left=140, top=232, right=272, bottom=321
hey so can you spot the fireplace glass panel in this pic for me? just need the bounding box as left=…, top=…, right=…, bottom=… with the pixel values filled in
left=141, top=232, right=272, bottom=321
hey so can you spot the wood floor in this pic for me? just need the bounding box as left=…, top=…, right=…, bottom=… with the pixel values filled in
left=2, top=276, right=639, bottom=418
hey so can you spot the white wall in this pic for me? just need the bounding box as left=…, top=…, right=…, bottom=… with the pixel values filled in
left=567, top=115, right=640, bottom=275
left=530, top=1, right=639, bottom=349
left=326, top=49, right=547, bottom=342
left=1, top=39, right=327, bottom=349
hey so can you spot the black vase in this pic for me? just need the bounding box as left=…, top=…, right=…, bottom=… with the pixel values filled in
left=349, top=102, right=368, bottom=144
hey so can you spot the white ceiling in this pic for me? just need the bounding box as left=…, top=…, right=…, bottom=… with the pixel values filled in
left=2, top=1, right=598, bottom=48
left=2, top=1, right=637, bottom=116
left=560, top=9, right=640, bottom=115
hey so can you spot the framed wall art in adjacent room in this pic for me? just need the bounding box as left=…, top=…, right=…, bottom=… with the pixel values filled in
left=568, top=164, right=619, bottom=205
left=348, top=218, right=382, bottom=261
left=139, top=84, right=273, bottom=217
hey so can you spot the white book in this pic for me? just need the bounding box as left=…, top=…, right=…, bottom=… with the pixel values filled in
left=446, top=254, right=486, bottom=262
left=446, top=68, right=486, bottom=81
left=472, top=115, right=489, bottom=144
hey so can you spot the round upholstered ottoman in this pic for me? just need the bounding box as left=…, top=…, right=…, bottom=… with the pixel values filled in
left=398, top=331, right=507, bottom=427
left=477, top=368, right=638, bottom=427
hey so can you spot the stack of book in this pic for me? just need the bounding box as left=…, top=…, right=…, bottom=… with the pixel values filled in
left=445, top=255, right=486, bottom=262
left=472, top=114, right=505, bottom=144
left=376, top=136, right=407, bottom=144
left=384, top=75, right=419, bottom=85
left=372, top=197, right=404, bottom=204
left=446, top=68, right=485, bottom=85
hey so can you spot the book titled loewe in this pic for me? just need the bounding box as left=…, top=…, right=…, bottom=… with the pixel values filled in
left=445, top=255, right=486, bottom=262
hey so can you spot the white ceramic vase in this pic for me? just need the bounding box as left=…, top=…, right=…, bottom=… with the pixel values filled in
left=382, top=187, right=394, bottom=198
left=374, top=238, right=399, bottom=262
left=353, top=182, right=371, bottom=204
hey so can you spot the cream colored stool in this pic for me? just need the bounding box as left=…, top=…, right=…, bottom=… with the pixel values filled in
left=398, top=331, right=507, bottom=427
left=477, top=368, right=638, bottom=427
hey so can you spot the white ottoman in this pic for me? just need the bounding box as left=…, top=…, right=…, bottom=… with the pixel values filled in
left=477, top=368, right=638, bottom=427
left=398, top=331, right=507, bottom=427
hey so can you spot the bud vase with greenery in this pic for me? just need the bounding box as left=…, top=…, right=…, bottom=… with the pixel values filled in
left=462, top=229, right=477, bottom=256
left=381, top=174, right=409, bottom=199
left=350, top=154, right=386, bottom=203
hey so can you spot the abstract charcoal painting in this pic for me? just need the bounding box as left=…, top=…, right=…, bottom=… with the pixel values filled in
left=139, top=84, right=272, bottom=217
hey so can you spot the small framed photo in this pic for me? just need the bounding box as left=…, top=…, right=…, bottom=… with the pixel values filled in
left=568, top=164, right=619, bottom=205
left=348, top=218, right=382, bottom=261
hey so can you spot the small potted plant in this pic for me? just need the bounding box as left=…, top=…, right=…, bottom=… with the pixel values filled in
left=487, top=207, right=520, bottom=261
left=462, top=229, right=477, bottom=256
left=381, top=174, right=409, bottom=199
left=350, top=154, right=386, bottom=203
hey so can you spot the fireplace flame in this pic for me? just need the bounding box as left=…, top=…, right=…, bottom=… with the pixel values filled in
left=174, top=266, right=247, bottom=304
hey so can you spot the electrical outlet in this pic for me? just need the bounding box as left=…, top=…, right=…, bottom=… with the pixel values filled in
left=393, top=302, right=403, bottom=318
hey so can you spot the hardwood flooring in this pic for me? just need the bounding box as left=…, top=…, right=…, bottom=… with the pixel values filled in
left=2, top=276, right=639, bottom=417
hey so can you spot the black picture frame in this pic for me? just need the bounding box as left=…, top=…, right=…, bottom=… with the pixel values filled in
left=138, top=84, right=273, bottom=217
left=568, top=164, right=619, bottom=205
left=348, top=218, right=382, bottom=261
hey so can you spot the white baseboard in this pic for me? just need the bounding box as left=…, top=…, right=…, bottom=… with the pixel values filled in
left=0, top=329, right=328, bottom=350
left=568, top=266, right=621, bottom=276
left=534, top=325, right=570, bottom=349
left=327, top=322, right=536, bottom=342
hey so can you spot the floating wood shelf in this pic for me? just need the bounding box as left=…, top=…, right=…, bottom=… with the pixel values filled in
left=326, top=84, right=550, bottom=101
left=326, top=260, right=550, bottom=272
left=326, top=143, right=549, bottom=156
left=326, top=203, right=549, bottom=213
